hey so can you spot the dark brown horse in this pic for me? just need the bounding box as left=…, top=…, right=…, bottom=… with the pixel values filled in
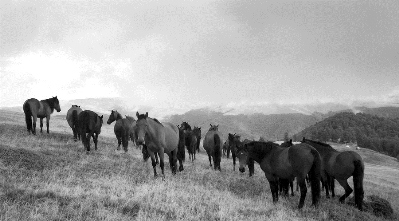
left=193, top=126, right=201, bottom=153
left=135, top=112, right=184, bottom=177
left=23, top=96, right=61, bottom=134
left=180, top=122, right=197, bottom=161
left=107, top=110, right=136, bottom=152
left=78, top=110, right=103, bottom=152
left=236, top=141, right=321, bottom=208
left=203, top=124, right=223, bottom=171
left=66, top=105, right=82, bottom=141
left=302, top=138, right=365, bottom=210
left=227, top=133, right=239, bottom=171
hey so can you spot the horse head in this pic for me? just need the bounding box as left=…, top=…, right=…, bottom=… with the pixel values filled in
left=107, top=110, right=116, bottom=124
left=209, top=124, right=219, bottom=131
left=237, top=142, right=249, bottom=173
left=53, top=96, right=61, bottom=112
left=135, top=111, right=149, bottom=145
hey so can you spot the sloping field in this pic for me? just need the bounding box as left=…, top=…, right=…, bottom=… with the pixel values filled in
left=0, top=110, right=398, bottom=220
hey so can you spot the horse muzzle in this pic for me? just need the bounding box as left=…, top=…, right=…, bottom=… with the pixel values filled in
left=239, top=167, right=245, bottom=173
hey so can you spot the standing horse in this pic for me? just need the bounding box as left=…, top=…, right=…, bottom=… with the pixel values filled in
left=66, top=105, right=82, bottom=141
left=23, top=96, right=61, bottom=134
left=193, top=126, right=201, bottom=153
left=78, top=110, right=103, bottom=152
left=107, top=110, right=136, bottom=152
left=227, top=133, right=239, bottom=171
left=203, top=124, right=223, bottom=171
left=180, top=122, right=197, bottom=161
left=302, top=138, right=365, bottom=210
left=236, top=141, right=321, bottom=208
left=135, top=112, right=184, bottom=177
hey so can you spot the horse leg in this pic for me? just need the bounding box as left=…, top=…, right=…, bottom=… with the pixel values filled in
left=86, top=132, right=93, bottom=151
left=331, top=178, right=335, bottom=198
left=149, top=151, right=158, bottom=177
left=158, top=150, right=166, bottom=178
left=268, top=180, right=279, bottom=203
left=232, top=152, right=236, bottom=171
left=207, top=150, right=212, bottom=167
left=40, top=118, right=44, bottom=133
left=32, top=115, right=37, bottom=135
left=290, top=180, right=294, bottom=196
left=93, top=133, right=99, bottom=150
left=116, top=135, right=121, bottom=150
left=336, top=178, right=352, bottom=204
left=46, top=116, right=50, bottom=133
left=297, top=177, right=308, bottom=209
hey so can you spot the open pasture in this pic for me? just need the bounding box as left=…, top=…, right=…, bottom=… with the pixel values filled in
left=0, top=110, right=398, bottom=220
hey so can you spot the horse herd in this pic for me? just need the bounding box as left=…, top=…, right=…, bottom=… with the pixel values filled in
left=22, top=97, right=365, bottom=210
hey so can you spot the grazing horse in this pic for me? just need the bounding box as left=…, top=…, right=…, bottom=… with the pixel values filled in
left=135, top=112, right=184, bottom=177
left=23, top=96, right=61, bottom=134
left=107, top=110, right=136, bottom=152
left=302, top=138, right=365, bottom=210
left=193, top=126, right=202, bottom=153
left=66, top=105, right=83, bottom=141
left=78, top=110, right=103, bottom=152
left=203, top=124, right=223, bottom=171
left=236, top=141, right=321, bottom=209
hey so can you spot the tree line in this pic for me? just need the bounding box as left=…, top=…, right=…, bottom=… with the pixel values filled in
left=293, top=112, right=399, bottom=158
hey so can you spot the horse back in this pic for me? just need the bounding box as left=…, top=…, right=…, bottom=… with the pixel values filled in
left=23, top=98, right=40, bottom=116
left=330, top=150, right=363, bottom=178
left=79, top=110, right=102, bottom=133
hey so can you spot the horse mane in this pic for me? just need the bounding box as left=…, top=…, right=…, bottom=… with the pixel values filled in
left=302, top=138, right=337, bottom=152
left=245, top=141, right=278, bottom=159
left=125, top=115, right=136, bottom=122
left=41, top=97, right=58, bottom=112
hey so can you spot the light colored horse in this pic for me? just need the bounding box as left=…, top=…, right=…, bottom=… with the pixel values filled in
left=203, top=124, right=223, bottom=171
left=66, top=105, right=83, bottom=141
left=135, top=112, right=184, bottom=177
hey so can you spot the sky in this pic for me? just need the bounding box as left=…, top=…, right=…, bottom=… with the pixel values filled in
left=1, top=0, right=399, bottom=117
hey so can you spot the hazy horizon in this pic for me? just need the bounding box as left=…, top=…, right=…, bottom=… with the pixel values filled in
left=1, top=1, right=399, bottom=118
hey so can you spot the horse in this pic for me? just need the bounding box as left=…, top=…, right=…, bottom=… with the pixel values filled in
left=222, top=141, right=228, bottom=157
left=107, top=110, right=136, bottom=152
left=302, top=138, right=365, bottom=210
left=193, top=126, right=202, bottom=153
left=203, top=124, right=223, bottom=171
left=78, top=110, right=103, bottom=152
left=280, top=140, right=321, bottom=196
left=125, top=115, right=138, bottom=147
left=135, top=112, right=184, bottom=177
left=177, top=125, right=186, bottom=162
left=236, top=141, right=321, bottom=209
left=66, top=105, right=83, bottom=141
left=228, top=133, right=255, bottom=174
left=23, top=96, right=61, bottom=134
left=180, top=122, right=198, bottom=161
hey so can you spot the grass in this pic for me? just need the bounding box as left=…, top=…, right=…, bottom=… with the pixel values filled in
left=0, top=110, right=398, bottom=220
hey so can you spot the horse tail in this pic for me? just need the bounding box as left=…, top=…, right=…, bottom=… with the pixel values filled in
left=309, top=148, right=321, bottom=206
left=23, top=102, right=32, bottom=131
left=177, top=131, right=185, bottom=162
left=353, top=159, right=364, bottom=210
left=214, top=134, right=221, bottom=165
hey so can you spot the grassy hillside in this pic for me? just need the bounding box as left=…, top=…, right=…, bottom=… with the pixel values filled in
left=167, top=109, right=321, bottom=141
left=0, top=110, right=398, bottom=220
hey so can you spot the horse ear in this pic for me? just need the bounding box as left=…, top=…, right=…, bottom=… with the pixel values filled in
left=145, top=112, right=148, bottom=118
left=289, top=139, right=292, bottom=143
left=302, top=137, right=305, bottom=142
left=100, top=115, right=103, bottom=119
left=210, top=124, right=212, bottom=127
left=136, top=111, right=139, bottom=118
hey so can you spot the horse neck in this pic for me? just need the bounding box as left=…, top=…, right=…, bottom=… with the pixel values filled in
left=115, top=112, right=122, bottom=120
left=42, top=99, right=55, bottom=113
left=307, top=142, right=337, bottom=157
left=248, top=142, right=275, bottom=163
left=146, top=118, right=162, bottom=138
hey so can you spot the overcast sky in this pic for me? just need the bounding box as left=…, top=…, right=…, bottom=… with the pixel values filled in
left=1, top=0, right=399, bottom=114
